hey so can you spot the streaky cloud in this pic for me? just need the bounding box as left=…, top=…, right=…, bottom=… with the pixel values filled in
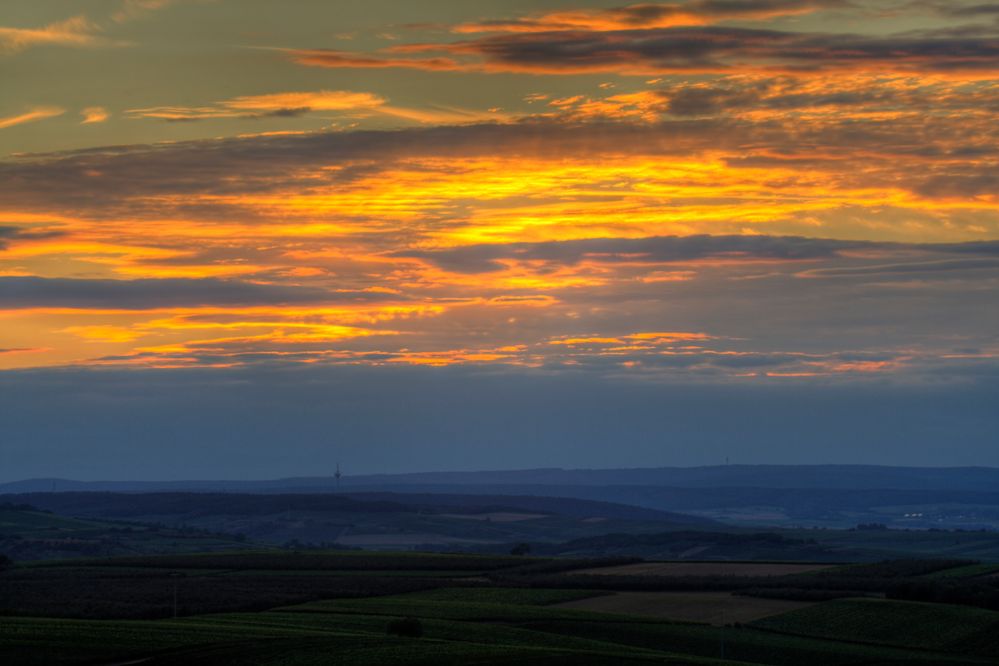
left=0, top=276, right=395, bottom=309
left=394, top=234, right=870, bottom=273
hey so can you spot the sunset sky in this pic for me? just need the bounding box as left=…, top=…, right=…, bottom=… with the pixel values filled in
left=2, top=0, right=998, bottom=479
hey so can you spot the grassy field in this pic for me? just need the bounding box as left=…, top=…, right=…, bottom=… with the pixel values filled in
left=798, top=527, right=999, bottom=561
left=3, top=551, right=999, bottom=665
left=925, top=563, right=999, bottom=578
left=0, top=508, right=102, bottom=533
left=0, top=614, right=714, bottom=666
left=0, top=506, right=256, bottom=561
left=54, top=550, right=540, bottom=571
left=752, top=598, right=999, bottom=657
left=570, top=562, right=835, bottom=577
left=553, top=591, right=816, bottom=624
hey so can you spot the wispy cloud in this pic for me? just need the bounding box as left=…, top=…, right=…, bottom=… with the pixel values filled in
left=127, top=90, right=388, bottom=121
left=111, top=0, right=183, bottom=24
left=452, top=1, right=849, bottom=33
left=80, top=107, right=110, bottom=124
left=0, top=16, right=102, bottom=54
left=0, top=106, right=65, bottom=129
left=291, top=2, right=999, bottom=77
left=1, top=1, right=190, bottom=56
left=126, top=89, right=508, bottom=125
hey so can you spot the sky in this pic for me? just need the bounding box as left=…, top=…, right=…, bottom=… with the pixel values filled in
left=1, top=0, right=998, bottom=479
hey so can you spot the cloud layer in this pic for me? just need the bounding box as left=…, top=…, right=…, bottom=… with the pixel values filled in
left=2, top=1, right=998, bottom=473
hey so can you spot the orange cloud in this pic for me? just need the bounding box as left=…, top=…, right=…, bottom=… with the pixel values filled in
left=127, top=90, right=386, bottom=121
left=0, top=107, right=65, bottom=129
left=111, top=0, right=181, bottom=24
left=127, top=89, right=507, bottom=125
left=292, top=8, right=999, bottom=78
left=290, top=49, right=473, bottom=72
left=80, top=107, right=110, bottom=124
left=453, top=1, right=841, bottom=34
left=62, top=325, right=146, bottom=343
left=0, top=16, right=102, bottom=54
left=2, top=101, right=997, bottom=377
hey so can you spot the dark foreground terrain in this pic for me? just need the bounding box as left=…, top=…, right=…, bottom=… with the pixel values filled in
left=4, top=481, right=999, bottom=664
left=4, top=550, right=999, bottom=665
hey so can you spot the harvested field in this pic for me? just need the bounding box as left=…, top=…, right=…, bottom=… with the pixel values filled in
left=554, top=591, right=817, bottom=625
left=570, top=562, right=835, bottom=577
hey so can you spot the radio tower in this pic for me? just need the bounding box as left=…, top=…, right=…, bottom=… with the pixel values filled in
left=334, top=462, right=342, bottom=492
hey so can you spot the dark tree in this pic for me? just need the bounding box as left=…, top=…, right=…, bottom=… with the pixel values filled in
left=386, top=617, right=423, bottom=638
left=0, top=554, right=12, bottom=570
left=510, top=542, right=532, bottom=556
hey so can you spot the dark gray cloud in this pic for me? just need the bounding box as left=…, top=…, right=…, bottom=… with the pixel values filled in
left=0, top=226, right=16, bottom=249
left=0, top=225, right=64, bottom=249
left=154, top=107, right=315, bottom=123
left=392, top=235, right=999, bottom=274
left=0, top=276, right=391, bottom=309
left=1, top=117, right=996, bottom=218
left=658, top=78, right=958, bottom=117
left=799, top=258, right=999, bottom=278
left=397, top=234, right=866, bottom=273
left=463, top=0, right=851, bottom=31
left=915, top=170, right=999, bottom=198
left=925, top=240, right=999, bottom=255
left=0, top=121, right=735, bottom=213
left=941, top=3, right=999, bottom=17
left=310, top=24, right=999, bottom=75
left=620, top=0, right=852, bottom=20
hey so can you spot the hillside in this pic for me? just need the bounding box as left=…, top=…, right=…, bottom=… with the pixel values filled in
left=9, top=465, right=999, bottom=530
left=7, top=465, right=999, bottom=494
left=7, top=492, right=714, bottom=554
left=0, top=502, right=252, bottom=561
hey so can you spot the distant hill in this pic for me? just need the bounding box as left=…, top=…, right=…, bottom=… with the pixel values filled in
left=340, top=465, right=999, bottom=492
left=7, top=466, right=999, bottom=531
left=0, top=501, right=252, bottom=561
left=6, top=465, right=999, bottom=494
left=11, top=491, right=713, bottom=526
left=4, top=491, right=715, bottom=555
left=342, top=492, right=708, bottom=524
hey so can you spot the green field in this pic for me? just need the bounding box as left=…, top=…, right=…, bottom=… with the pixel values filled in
left=0, top=506, right=255, bottom=561
left=0, top=508, right=101, bottom=533
left=923, top=563, right=999, bottom=579
left=4, top=594, right=989, bottom=666
left=4, top=551, right=999, bottom=665
left=752, top=598, right=999, bottom=657
left=799, top=527, right=999, bottom=561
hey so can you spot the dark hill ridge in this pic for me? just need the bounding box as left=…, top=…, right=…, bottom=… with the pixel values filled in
left=341, top=492, right=705, bottom=523
left=11, top=491, right=714, bottom=526
left=5, top=465, right=999, bottom=494
left=340, top=465, right=999, bottom=491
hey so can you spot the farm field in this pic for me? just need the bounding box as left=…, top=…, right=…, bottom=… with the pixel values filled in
left=0, top=505, right=253, bottom=561
left=553, top=591, right=816, bottom=624
left=924, top=563, right=999, bottom=578
left=3, top=551, right=999, bottom=664
left=570, top=561, right=836, bottom=577
left=752, top=598, right=999, bottom=658
left=799, top=527, right=999, bottom=561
